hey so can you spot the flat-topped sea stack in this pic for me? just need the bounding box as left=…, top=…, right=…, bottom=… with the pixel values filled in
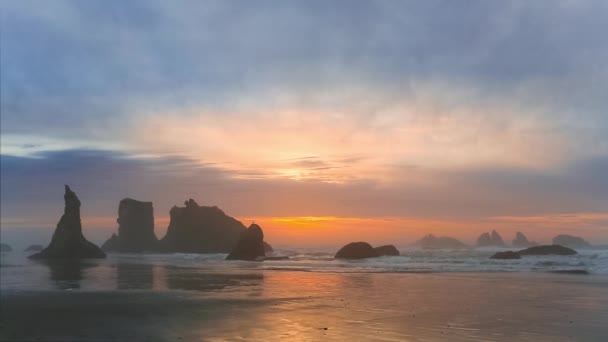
left=416, top=234, right=468, bottom=249
left=335, top=242, right=378, bottom=259
left=552, top=235, right=592, bottom=249
left=159, top=199, right=246, bottom=253
left=373, top=245, right=400, bottom=256
left=476, top=230, right=506, bottom=247
left=29, top=185, right=106, bottom=259
left=226, top=223, right=266, bottom=261
left=101, top=198, right=158, bottom=253
left=512, top=232, right=537, bottom=248
left=517, top=244, right=577, bottom=256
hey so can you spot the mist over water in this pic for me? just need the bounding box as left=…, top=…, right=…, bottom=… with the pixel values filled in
left=2, top=246, right=608, bottom=292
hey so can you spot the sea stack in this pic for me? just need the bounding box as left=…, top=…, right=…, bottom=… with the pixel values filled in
left=415, top=234, right=468, bottom=249
left=159, top=199, right=246, bottom=253
left=373, top=245, right=400, bottom=256
left=0, top=243, right=12, bottom=252
left=335, top=242, right=378, bottom=259
left=29, top=185, right=105, bottom=259
left=226, top=223, right=266, bottom=261
left=552, top=235, right=592, bottom=249
left=101, top=198, right=158, bottom=252
left=512, top=232, right=537, bottom=248
left=476, top=230, right=506, bottom=247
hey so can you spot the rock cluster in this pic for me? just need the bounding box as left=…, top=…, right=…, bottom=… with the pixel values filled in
left=552, top=235, right=592, bottom=249
left=512, top=232, right=537, bottom=248
left=476, top=230, right=506, bottom=247
left=159, top=199, right=246, bottom=253
left=415, top=234, right=468, bottom=249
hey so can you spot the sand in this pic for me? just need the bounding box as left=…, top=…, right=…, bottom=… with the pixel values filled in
left=2, top=271, right=608, bottom=341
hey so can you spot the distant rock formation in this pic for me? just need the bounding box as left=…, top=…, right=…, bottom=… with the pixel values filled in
left=335, top=242, right=378, bottom=259
left=29, top=185, right=106, bottom=259
left=24, top=244, right=44, bottom=252
left=101, top=198, right=158, bottom=253
left=0, top=243, right=12, bottom=252
left=490, top=251, right=521, bottom=259
left=101, top=233, right=120, bottom=251
left=263, top=241, right=273, bottom=254
left=552, top=235, right=592, bottom=249
left=373, top=245, right=400, bottom=256
left=476, top=230, right=506, bottom=247
left=159, top=199, right=246, bottom=253
left=415, top=234, right=468, bottom=249
left=226, top=223, right=266, bottom=261
left=517, top=244, right=577, bottom=256
left=512, top=232, right=537, bottom=248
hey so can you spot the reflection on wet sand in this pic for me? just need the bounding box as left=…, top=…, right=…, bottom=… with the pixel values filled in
left=163, top=265, right=264, bottom=294
left=116, top=263, right=154, bottom=290
left=45, top=260, right=98, bottom=290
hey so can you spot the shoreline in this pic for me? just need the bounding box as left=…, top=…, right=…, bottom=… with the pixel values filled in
left=2, top=271, right=608, bottom=341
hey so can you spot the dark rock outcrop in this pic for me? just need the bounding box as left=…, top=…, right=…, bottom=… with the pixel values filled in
left=552, top=235, right=592, bottom=249
left=159, top=199, right=246, bottom=253
left=29, top=185, right=106, bottom=259
left=24, top=244, right=44, bottom=252
left=373, top=245, right=400, bottom=256
left=335, top=242, right=378, bottom=259
left=263, top=241, right=273, bottom=254
left=0, top=243, right=12, bottom=252
left=226, top=223, right=265, bottom=261
left=517, top=244, right=577, bottom=256
left=476, top=230, right=506, bottom=247
left=101, top=233, right=120, bottom=251
left=102, top=198, right=158, bottom=253
left=490, top=251, right=521, bottom=259
left=415, top=234, right=468, bottom=249
left=512, top=232, right=537, bottom=248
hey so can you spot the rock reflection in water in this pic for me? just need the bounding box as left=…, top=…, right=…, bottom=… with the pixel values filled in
left=44, top=260, right=98, bottom=290
left=116, top=263, right=155, bottom=290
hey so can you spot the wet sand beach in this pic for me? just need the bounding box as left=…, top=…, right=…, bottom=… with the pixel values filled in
left=2, top=265, right=608, bottom=341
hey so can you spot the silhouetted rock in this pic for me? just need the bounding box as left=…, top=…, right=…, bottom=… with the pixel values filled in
left=490, top=251, right=521, bottom=259
left=29, top=185, right=105, bottom=259
left=263, top=241, right=273, bottom=254
left=160, top=199, right=246, bottom=253
left=0, top=243, right=12, bottom=252
left=512, top=232, right=537, bottom=248
left=517, top=244, right=577, bottom=256
left=335, top=242, right=378, bottom=259
left=415, top=234, right=468, bottom=249
left=24, top=244, right=44, bottom=252
left=101, top=233, right=120, bottom=251
left=102, top=198, right=158, bottom=253
left=226, top=223, right=266, bottom=261
left=552, top=235, right=592, bottom=249
left=373, top=245, right=400, bottom=256
left=476, top=230, right=506, bottom=247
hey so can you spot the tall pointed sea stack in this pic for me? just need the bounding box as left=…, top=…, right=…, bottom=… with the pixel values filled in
left=29, top=185, right=105, bottom=259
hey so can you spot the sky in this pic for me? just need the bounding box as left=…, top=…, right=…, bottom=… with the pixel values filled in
left=1, top=0, right=608, bottom=248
